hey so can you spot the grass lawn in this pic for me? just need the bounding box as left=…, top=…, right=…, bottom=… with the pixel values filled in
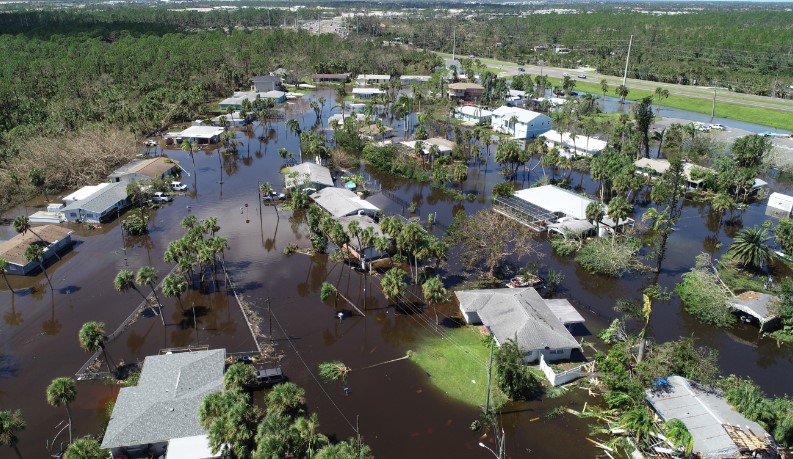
left=409, top=326, right=508, bottom=409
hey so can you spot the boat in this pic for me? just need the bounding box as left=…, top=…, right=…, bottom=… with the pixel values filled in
left=506, top=274, right=544, bottom=288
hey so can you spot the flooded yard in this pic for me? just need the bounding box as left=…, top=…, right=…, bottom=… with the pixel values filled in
left=1, top=87, right=791, bottom=458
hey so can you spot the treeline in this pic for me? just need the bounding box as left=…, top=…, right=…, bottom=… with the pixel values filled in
left=0, top=15, right=439, bottom=209
left=373, top=10, right=793, bottom=95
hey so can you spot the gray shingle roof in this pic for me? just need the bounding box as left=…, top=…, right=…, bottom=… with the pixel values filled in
left=456, top=288, right=580, bottom=352
left=101, top=349, right=225, bottom=449
left=284, top=163, right=334, bottom=189
left=61, top=182, right=128, bottom=214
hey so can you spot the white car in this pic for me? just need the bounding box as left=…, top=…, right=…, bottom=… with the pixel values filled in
left=562, top=72, right=570, bottom=77
left=708, top=124, right=726, bottom=131
left=577, top=74, right=587, bottom=79
left=170, top=181, right=188, bottom=191
left=152, top=191, right=173, bottom=203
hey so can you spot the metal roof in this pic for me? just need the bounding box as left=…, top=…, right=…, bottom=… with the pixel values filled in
left=729, top=291, right=777, bottom=322
left=166, top=435, right=219, bottom=459
left=283, top=162, right=334, bottom=189
left=455, top=288, right=580, bottom=352
left=544, top=299, right=586, bottom=324
left=456, top=106, right=493, bottom=117
left=646, top=375, right=775, bottom=458
left=63, top=183, right=111, bottom=202
left=514, top=185, right=593, bottom=220
left=492, top=106, right=548, bottom=124
left=250, top=75, right=280, bottom=83
left=101, top=349, right=225, bottom=449
left=178, top=126, right=225, bottom=140
left=61, top=182, right=128, bottom=214
left=635, top=158, right=671, bottom=175
left=310, top=187, right=380, bottom=218
left=543, top=129, right=607, bottom=154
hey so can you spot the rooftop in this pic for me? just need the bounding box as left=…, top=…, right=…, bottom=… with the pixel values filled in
left=61, top=181, right=129, bottom=214
left=456, top=106, right=494, bottom=117
left=646, top=375, right=777, bottom=458
left=543, top=129, right=608, bottom=153
left=400, top=137, right=454, bottom=155
left=337, top=215, right=385, bottom=250
left=250, top=75, right=280, bottom=83
left=101, top=349, right=225, bottom=450
left=448, top=82, right=484, bottom=90
left=310, top=187, right=380, bottom=218
left=0, top=225, right=73, bottom=266
left=166, top=435, right=219, bottom=459
left=178, top=125, right=226, bottom=140
left=455, top=287, right=580, bottom=351
left=514, top=185, right=593, bottom=220
left=635, top=157, right=671, bottom=175
left=312, top=73, right=351, bottom=79
left=356, top=74, right=390, bottom=80
left=63, top=183, right=111, bottom=202
left=492, top=106, right=548, bottom=124
left=352, top=87, right=382, bottom=95
left=283, top=162, right=334, bottom=189
left=729, top=291, right=778, bottom=322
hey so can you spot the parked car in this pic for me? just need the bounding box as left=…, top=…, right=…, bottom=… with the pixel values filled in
left=516, top=60, right=525, bottom=65
left=265, top=190, right=286, bottom=200
left=171, top=181, right=188, bottom=191
left=562, top=72, right=570, bottom=77
left=693, top=122, right=710, bottom=132
left=577, top=74, right=587, bottom=79
left=708, top=124, right=726, bottom=131
left=517, top=67, right=525, bottom=72
left=152, top=191, right=173, bottom=203
left=253, top=367, right=285, bottom=388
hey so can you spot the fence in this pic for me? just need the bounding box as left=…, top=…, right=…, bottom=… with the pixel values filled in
left=539, top=354, right=583, bottom=387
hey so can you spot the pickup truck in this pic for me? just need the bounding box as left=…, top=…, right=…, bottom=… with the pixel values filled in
left=171, top=181, right=188, bottom=191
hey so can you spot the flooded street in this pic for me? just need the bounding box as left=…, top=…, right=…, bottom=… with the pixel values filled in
left=1, top=87, right=791, bottom=458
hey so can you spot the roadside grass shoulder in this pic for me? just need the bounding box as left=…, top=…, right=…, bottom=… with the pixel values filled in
left=409, top=325, right=508, bottom=409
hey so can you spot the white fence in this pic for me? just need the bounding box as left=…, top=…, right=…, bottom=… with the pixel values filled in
left=539, top=354, right=582, bottom=387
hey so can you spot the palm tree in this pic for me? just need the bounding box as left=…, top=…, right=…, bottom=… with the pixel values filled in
left=162, top=273, right=187, bottom=309
left=728, top=226, right=772, bottom=270
left=0, top=409, right=25, bottom=459
left=224, top=363, right=256, bottom=392
left=114, top=269, right=147, bottom=305
left=381, top=268, right=407, bottom=307
left=64, top=438, right=106, bottom=459
left=292, top=413, right=328, bottom=458
left=13, top=216, right=59, bottom=260
left=0, top=259, right=14, bottom=293
left=285, top=119, right=302, bottom=162
left=78, top=321, right=113, bottom=373
left=422, top=276, right=447, bottom=326
left=620, top=406, right=653, bottom=445
left=586, top=201, right=605, bottom=233
left=136, top=266, right=165, bottom=324
left=46, top=377, right=77, bottom=443
left=266, top=382, right=306, bottom=418
left=616, top=84, right=630, bottom=104
left=181, top=139, right=197, bottom=175
left=24, top=243, right=51, bottom=288
left=600, top=79, right=609, bottom=100
left=607, top=196, right=632, bottom=230
left=654, top=87, right=670, bottom=112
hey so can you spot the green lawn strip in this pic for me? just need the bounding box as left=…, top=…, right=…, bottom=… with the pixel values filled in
left=409, top=326, right=508, bottom=409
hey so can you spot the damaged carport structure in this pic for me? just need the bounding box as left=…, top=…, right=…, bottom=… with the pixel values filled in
left=492, top=195, right=559, bottom=232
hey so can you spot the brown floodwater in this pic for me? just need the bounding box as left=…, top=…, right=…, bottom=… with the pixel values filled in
left=1, top=87, right=791, bottom=458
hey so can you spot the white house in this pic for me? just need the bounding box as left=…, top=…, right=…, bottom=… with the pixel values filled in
left=456, top=287, right=582, bottom=363
left=453, top=106, right=493, bottom=124
left=400, top=137, right=454, bottom=156
left=61, top=181, right=130, bottom=223
left=169, top=125, right=226, bottom=145
left=352, top=87, right=382, bottom=100
left=283, top=162, right=335, bottom=191
left=543, top=129, right=607, bottom=157
left=355, top=74, right=390, bottom=86
left=400, top=75, right=432, bottom=84
left=309, top=187, right=380, bottom=219
left=491, top=106, right=552, bottom=139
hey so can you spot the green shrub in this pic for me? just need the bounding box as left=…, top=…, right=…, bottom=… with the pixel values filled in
left=675, top=256, right=734, bottom=327
left=550, top=235, right=578, bottom=256
left=121, top=214, right=147, bottom=235
left=575, top=237, right=644, bottom=276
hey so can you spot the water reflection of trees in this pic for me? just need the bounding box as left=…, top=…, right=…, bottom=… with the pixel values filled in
left=4, top=294, right=23, bottom=326
left=41, top=292, right=61, bottom=336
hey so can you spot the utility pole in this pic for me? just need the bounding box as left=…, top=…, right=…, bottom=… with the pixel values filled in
left=485, top=339, right=494, bottom=414
left=622, top=35, right=633, bottom=87
left=452, top=27, right=456, bottom=62
left=267, top=298, right=272, bottom=340
left=711, top=86, right=717, bottom=122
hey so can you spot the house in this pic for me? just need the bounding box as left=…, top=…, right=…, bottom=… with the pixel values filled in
left=542, top=129, right=607, bottom=157
left=352, top=87, right=382, bottom=100
left=212, top=112, right=250, bottom=127
left=309, top=187, right=380, bottom=219
left=728, top=291, right=781, bottom=332
left=312, top=73, right=351, bottom=84
left=337, top=215, right=390, bottom=269
left=0, top=225, right=73, bottom=275
left=283, top=162, right=335, bottom=192
left=108, top=157, right=181, bottom=183
left=250, top=75, right=282, bottom=93
left=448, top=82, right=484, bottom=102
left=634, top=158, right=672, bottom=177
left=400, top=75, right=432, bottom=84
left=491, top=106, right=551, bottom=139
left=506, top=89, right=527, bottom=103
left=400, top=137, right=454, bottom=156
left=101, top=349, right=225, bottom=459
left=219, top=91, right=286, bottom=110
left=646, top=375, right=779, bottom=459
left=767, top=192, right=793, bottom=217
left=453, top=106, right=493, bottom=124
left=328, top=113, right=366, bottom=126
left=493, top=185, right=634, bottom=234
left=61, top=181, right=130, bottom=223
left=455, top=287, right=582, bottom=363
left=355, top=74, right=391, bottom=86
left=167, top=125, right=226, bottom=145
left=358, top=123, right=394, bottom=140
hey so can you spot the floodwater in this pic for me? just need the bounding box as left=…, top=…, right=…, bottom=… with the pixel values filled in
left=1, top=87, right=791, bottom=458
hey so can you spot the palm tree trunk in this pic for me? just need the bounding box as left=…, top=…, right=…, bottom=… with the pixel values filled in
left=65, top=404, right=73, bottom=443
left=2, top=273, right=14, bottom=293
left=150, top=287, right=166, bottom=326
left=39, top=262, right=53, bottom=289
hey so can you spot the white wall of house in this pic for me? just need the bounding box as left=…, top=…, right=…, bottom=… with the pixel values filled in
left=491, top=114, right=551, bottom=139
left=523, top=347, right=572, bottom=363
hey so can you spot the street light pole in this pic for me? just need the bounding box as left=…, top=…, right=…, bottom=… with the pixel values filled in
left=711, top=86, right=717, bottom=123
left=478, top=442, right=498, bottom=459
